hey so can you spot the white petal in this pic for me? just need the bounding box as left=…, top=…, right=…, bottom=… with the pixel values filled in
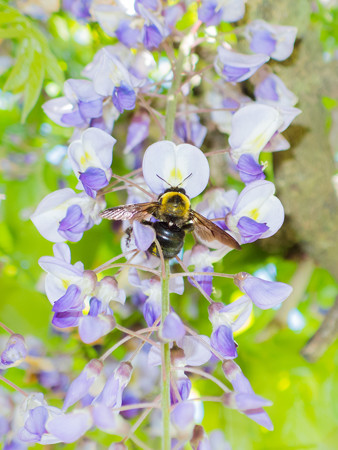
left=142, top=141, right=210, bottom=198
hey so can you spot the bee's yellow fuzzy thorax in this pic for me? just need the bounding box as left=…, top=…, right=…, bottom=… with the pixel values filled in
left=158, top=191, right=191, bottom=220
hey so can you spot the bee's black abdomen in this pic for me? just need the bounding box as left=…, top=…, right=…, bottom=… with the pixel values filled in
left=148, top=222, right=185, bottom=259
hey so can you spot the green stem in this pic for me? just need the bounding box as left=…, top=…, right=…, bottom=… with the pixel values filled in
left=161, top=35, right=189, bottom=449
left=164, top=46, right=186, bottom=141
left=161, top=259, right=171, bottom=450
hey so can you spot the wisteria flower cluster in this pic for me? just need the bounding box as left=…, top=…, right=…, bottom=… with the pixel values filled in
left=1, top=0, right=300, bottom=448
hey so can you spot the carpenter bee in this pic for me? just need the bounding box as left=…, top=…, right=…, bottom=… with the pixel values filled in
left=100, top=176, right=241, bottom=259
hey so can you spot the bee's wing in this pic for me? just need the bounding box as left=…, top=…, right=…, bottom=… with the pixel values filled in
left=100, top=202, right=159, bottom=222
left=191, top=211, right=241, bottom=250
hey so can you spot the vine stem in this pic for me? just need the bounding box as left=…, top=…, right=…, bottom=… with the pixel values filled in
left=161, top=28, right=193, bottom=447
left=161, top=258, right=171, bottom=450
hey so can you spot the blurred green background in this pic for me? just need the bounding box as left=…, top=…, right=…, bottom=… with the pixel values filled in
left=0, top=1, right=337, bottom=448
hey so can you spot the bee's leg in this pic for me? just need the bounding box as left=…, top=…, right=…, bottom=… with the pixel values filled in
left=125, top=226, right=133, bottom=248
left=181, top=222, right=194, bottom=233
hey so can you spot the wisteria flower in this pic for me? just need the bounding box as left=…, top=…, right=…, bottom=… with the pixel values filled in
left=226, top=180, right=284, bottom=243
left=228, top=103, right=284, bottom=163
left=245, top=19, right=297, bottom=61
left=234, top=272, right=293, bottom=309
left=142, top=141, right=210, bottom=198
left=43, top=79, right=103, bottom=128
left=223, top=360, right=273, bottom=429
left=209, top=297, right=252, bottom=359
left=31, top=188, right=105, bottom=242
left=68, top=127, right=116, bottom=197
left=254, top=73, right=298, bottom=107
left=198, top=0, right=246, bottom=25
left=214, top=47, right=269, bottom=83
left=0, top=334, right=28, bottom=370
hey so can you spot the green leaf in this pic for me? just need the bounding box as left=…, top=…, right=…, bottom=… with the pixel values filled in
left=0, top=25, right=27, bottom=39
left=44, top=49, right=64, bottom=86
left=3, top=38, right=34, bottom=92
left=21, top=50, right=45, bottom=123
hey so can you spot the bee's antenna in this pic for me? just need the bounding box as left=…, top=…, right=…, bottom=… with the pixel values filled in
left=156, top=174, right=171, bottom=187
left=177, top=173, right=193, bottom=187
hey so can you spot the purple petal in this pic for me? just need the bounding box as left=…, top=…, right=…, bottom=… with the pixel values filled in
left=0, top=334, right=27, bottom=368
left=198, top=1, right=222, bottom=26
left=162, top=312, right=185, bottom=341
left=237, top=154, right=265, bottom=184
left=78, top=314, right=116, bottom=344
left=143, top=25, right=163, bottom=50
left=211, top=325, right=237, bottom=359
left=244, top=408, right=274, bottom=430
left=92, top=404, right=117, bottom=432
left=61, top=109, right=87, bottom=127
left=188, top=266, right=214, bottom=296
left=250, top=30, right=276, bottom=55
left=133, top=221, right=156, bottom=251
left=58, top=205, right=89, bottom=242
left=237, top=216, right=269, bottom=243
left=79, top=167, right=109, bottom=198
left=52, top=285, right=82, bottom=312
left=63, top=359, right=103, bottom=411
left=215, top=47, right=269, bottom=83
left=52, top=310, right=82, bottom=328
left=239, top=275, right=293, bottom=309
left=78, top=98, right=103, bottom=120
left=116, top=22, right=140, bottom=48
left=112, top=84, right=136, bottom=113
left=171, top=377, right=191, bottom=404
left=171, top=401, right=195, bottom=428
left=125, top=112, right=150, bottom=153
left=25, top=406, right=48, bottom=437
left=143, top=298, right=161, bottom=327
left=222, top=360, right=253, bottom=393
left=222, top=65, right=250, bottom=82
left=46, top=410, right=93, bottom=444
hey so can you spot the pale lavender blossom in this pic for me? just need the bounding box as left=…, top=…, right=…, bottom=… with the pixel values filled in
left=222, top=360, right=273, bottom=429
left=214, top=47, right=269, bottom=83
left=0, top=334, right=28, bottom=370
left=161, top=312, right=185, bottom=341
left=175, top=111, right=207, bottom=147
left=234, top=272, right=293, bottom=309
left=198, top=0, right=246, bottom=25
left=225, top=180, right=285, bottom=243
left=228, top=103, right=284, bottom=163
left=42, top=79, right=103, bottom=128
left=208, top=297, right=252, bottom=359
left=129, top=269, right=184, bottom=326
left=45, top=409, right=93, bottom=443
left=31, top=188, right=105, bottom=242
left=254, top=73, right=298, bottom=107
left=124, top=112, right=150, bottom=155
left=38, top=243, right=97, bottom=306
left=17, top=393, right=62, bottom=445
left=68, top=127, right=116, bottom=197
left=245, top=20, right=297, bottom=61
left=63, top=0, right=92, bottom=20
left=63, top=359, right=103, bottom=410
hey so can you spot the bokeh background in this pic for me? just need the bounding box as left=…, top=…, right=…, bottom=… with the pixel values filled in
left=0, top=0, right=337, bottom=448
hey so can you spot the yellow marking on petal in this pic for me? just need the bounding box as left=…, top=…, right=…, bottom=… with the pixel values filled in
left=249, top=208, right=259, bottom=221
left=230, top=290, right=254, bottom=336
left=169, top=167, right=183, bottom=185
left=80, top=156, right=87, bottom=166
left=62, top=280, right=69, bottom=289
